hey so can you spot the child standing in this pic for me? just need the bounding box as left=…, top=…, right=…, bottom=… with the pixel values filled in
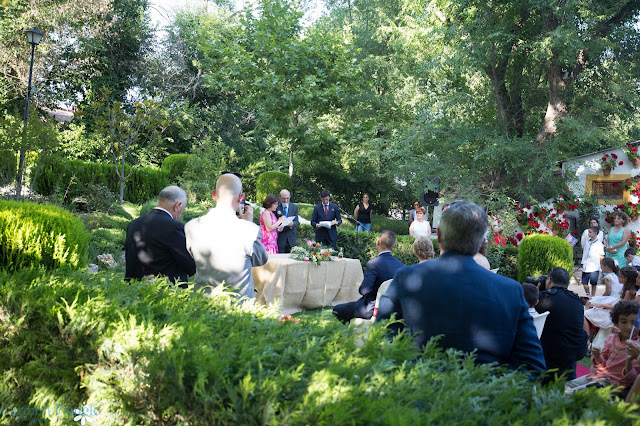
left=581, top=226, right=605, bottom=298
left=567, top=301, right=640, bottom=393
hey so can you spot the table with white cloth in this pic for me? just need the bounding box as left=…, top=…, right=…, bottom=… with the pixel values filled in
left=252, top=253, right=364, bottom=315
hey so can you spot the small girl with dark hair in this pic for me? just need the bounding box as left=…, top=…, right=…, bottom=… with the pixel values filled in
left=620, top=266, right=640, bottom=301
left=567, top=301, right=640, bottom=393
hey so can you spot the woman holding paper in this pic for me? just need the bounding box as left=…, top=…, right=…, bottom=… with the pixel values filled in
left=260, top=194, right=285, bottom=254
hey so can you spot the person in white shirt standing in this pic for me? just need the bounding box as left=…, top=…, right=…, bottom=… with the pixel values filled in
left=582, top=226, right=605, bottom=298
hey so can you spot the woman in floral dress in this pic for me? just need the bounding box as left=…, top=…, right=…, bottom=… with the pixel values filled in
left=260, top=194, right=285, bottom=254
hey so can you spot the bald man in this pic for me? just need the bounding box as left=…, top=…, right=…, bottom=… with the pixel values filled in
left=184, top=173, right=268, bottom=298
left=125, top=185, right=196, bottom=286
left=275, top=189, right=299, bottom=253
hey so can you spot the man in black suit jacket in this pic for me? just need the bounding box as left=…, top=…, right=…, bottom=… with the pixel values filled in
left=310, top=190, right=342, bottom=249
left=125, top=186, right=196, bottom=286
left=275, top=189, right=299, bottom=253
left=333, top=230, right=404, bottom=323
left=536, top=267, right=588, bottom=382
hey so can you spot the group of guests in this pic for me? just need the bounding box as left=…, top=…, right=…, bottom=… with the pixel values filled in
left=126, top=182, right=640, bottom=398
left=124, top=174, right=350, bottom=299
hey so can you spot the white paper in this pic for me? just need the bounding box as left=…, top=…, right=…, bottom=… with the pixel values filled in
left=319, top=220, right=333, bottom=229
left=278, top=215, right=296, bottom=230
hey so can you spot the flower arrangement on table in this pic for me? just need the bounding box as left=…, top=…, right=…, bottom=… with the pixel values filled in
left=600, top=152, right=622, bottom=170
left=290, top=239, right=337, bottom=265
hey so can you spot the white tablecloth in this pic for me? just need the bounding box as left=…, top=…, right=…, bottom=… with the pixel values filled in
left=252, top=253, right=363, bottom=315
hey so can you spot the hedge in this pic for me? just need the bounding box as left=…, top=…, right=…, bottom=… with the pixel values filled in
left=0, top=200, right=88, bottom=270
left=31, top=156, right=169, bottom=204
left=255, top=171, right=289, bottom=204
left=0, top=268, right=635, bottom=425
left=161, top=153, right=190, bottom=182
left=517, top=234, right=574, bottom=282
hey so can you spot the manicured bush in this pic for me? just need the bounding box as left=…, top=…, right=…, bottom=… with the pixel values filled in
left=0, top=268, right=636, bottom=425
left=161, top=153, right=190, bottom=182
left=256, top=171, right=290, bottom=204
left=517, top=234, right=574, bottom=282
left=0, top=200, right=88, bottom=270
left=487, top=244, right=519, bottom=280
left=31, top=156, right=169, bottom=204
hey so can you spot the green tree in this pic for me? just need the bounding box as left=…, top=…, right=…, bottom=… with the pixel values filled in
left=91, top=89, right=167, bottom=204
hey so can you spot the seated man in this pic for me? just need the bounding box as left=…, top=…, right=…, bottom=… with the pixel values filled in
left=332, top=230, right=404, bottom=323
left=537, top=267, right=589, bottom=382
left=184, top=173, right=268, bottom=298
left=125, top=185, right=196, bottom=287
left=377, top=201, right=545, bottom=374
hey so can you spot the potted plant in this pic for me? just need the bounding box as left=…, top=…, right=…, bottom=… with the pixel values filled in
left=600, top=152, right=622, bottom=175
left=624, top=175, right=640, bottom=197
left=625, top=143, right=640, bottom=168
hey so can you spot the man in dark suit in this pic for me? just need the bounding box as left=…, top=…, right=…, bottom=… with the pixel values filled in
left=275, top=189, right=299, bottom=253
left=536, top=267, right=588, bottom=382
left=377, top=201, right=546, bottom=375
left=125, top=186, right=196, bottom=287
left=311, top=189, right=342, bottom=249
left=333, top=230, right=404, bottom=323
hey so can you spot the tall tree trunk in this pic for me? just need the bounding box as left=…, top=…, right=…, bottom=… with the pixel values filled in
left=536, top=64, right=568, bottom=146
left=119, top=150, right=125, bottom=204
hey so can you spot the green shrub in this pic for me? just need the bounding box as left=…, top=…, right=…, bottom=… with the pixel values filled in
left=0, top=200, right=88, bottom=270
left=487, top=243, right=519, bottom=280
left=79, top=205, right=133, bottom=262
left=161, top=153, right=190, bottom=182
left=31, top=156, right=169, bottom=204
left=517, top=234, right=574, bottom=282
left=256, top=171, right=289, bottom=204
left=0, top=268, right=636, bottom=425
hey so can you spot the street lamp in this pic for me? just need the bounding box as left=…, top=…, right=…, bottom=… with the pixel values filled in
left=15, top=28, right=43, bottom=198
left=23, top=28, right=44, bottom=124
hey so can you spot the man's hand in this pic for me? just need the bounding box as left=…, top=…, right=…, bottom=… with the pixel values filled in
left=239, top=205, right=253, bottom=222
left=331, top=219, right=337, bottom=226
left=316, top=223, right=321, bottom=229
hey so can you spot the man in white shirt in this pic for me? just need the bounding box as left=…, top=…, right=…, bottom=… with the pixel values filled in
left=184, top=174, right=268, bottom=298
left=582, top=226, right=605, bottom=298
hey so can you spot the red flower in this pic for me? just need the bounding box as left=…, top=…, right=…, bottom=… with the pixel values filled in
left=534, top=223, right=540, bottom=228
left=573, top=230, right=578, bottom=234
left=612, top=153, right=618, bottom=159
left=602, top=157, right=607, bottom=162
left=526, top=205, right=531, bottom=209
left=633, top=147, right=638, bottom=153
left=619, top=161, right=624, bottom=166
left=517, top=233, right=523, bottom=240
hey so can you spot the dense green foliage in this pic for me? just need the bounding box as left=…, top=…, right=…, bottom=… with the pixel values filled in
left=32, top=156, right=169, bottom=204
left=256, top=171, right=290, bottom=204
left=486, top=244, right=519, bottom=281
left=1, top=268, right=637, bottom=424
left=517, top=234, right=574, bottom=282
left=0, top=200, right=88, bottom=270
left=161, top=153, right=190, bottom=182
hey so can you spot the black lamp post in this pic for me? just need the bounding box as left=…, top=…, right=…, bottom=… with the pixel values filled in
left=15, top=28, right=43, bottom=198
left=23, top=28, right=44, bottom=125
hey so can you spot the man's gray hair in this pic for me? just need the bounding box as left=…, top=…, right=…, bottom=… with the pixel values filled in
left=158, top=186, right=187, bottom=204
left=438, top=201, right=488, bottom=255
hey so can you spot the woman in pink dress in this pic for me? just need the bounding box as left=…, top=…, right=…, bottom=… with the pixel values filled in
left=260, top=194, right=285, bottom=254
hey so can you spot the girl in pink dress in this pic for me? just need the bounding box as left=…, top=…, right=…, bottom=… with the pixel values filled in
left=260, top=194, right=285, bottom=254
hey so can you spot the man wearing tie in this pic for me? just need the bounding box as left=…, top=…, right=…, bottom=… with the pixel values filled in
left=275, top=189, right=299, bottom=253
left=311, top=189, right=342, bottom=249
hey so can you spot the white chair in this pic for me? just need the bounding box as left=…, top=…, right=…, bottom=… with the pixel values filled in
left=372, top=279, right=393, bottom=319
left=532, top=311, right=550, bottom=339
